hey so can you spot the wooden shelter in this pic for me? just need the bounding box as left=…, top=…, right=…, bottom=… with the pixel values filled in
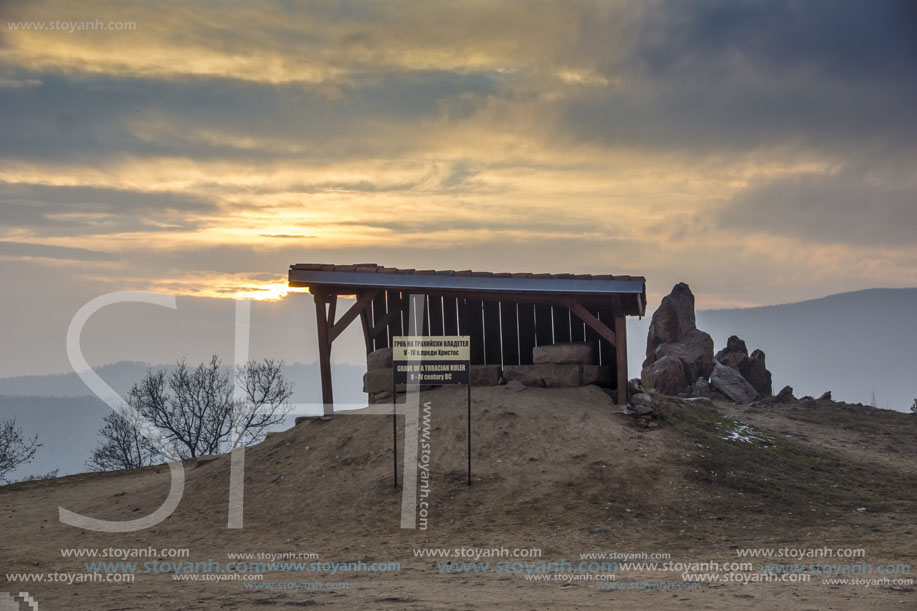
left=288, top=263, right=646, bottom=412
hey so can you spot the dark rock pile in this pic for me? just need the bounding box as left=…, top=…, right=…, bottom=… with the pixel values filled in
left=640, top=283, right=775, bottom=405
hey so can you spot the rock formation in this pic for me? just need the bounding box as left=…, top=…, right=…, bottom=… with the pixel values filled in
left=713, top=335, right=773, bottom=398
left=709, top=362, right=758, bottom=404
left=743, top=349, right=773, bottom=397
left=641, top=285, right=776, bottom=405
left=641, top=283, right=714, bottom=395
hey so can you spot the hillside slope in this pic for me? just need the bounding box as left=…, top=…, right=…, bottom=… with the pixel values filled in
left=1, top=386, right=915, bottom=610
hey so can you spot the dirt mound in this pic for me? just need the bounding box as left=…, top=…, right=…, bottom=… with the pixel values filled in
left=2, top=386, right=915, bottom=609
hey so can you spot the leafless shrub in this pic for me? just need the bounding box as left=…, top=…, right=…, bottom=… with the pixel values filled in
left=0, top=418, right=40, bottom=484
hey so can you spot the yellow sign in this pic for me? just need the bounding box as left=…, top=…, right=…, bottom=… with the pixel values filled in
left=392, top=336, right=470, bottom=361
left=392, top=335, right=471, bottom=385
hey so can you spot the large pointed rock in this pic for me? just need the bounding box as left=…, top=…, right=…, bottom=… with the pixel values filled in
left=644, top=282, right=697, bottom=364
left=641, top=283, right=714, bottom=396
left=710, top=362, right=757, bottom=404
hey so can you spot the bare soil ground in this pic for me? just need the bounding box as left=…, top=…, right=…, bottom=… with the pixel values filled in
left=1, top=385, right=915, bottom=610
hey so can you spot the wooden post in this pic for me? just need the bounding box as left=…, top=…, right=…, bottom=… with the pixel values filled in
left=615, top=315, right=628, bottom=405
left=360, top=308, right=372, bottom=354
left=314, top=292, right=334, bottom=415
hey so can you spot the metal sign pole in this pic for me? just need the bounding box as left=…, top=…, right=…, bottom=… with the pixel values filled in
left=392, top=378, right=397, bottom=488
left=467, top=376, right=472, bottom=486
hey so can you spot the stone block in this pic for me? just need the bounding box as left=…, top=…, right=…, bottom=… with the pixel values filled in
left=503, top=364, right=582, bottom=388
left=533, top=342, right=596, bottom=365
left=470, top=364, right=502, bottom=386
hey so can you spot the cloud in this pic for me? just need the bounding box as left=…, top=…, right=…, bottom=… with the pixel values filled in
left=0, top=0, right=630, bottom=83
left=0, top=181, right=217, bottom=237
left=0, top=0, right=914, bottom=317
left=629, top=0, right=917, bottom=83
left=556, top=0, right=917, bottom=156
left=0, top=240, right=114, bottom=261
left=717, top=164, right=917, bottom=246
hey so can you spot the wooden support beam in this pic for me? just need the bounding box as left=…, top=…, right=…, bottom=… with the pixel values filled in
left=615, top=315, right=628, bottom=405
left=314, top=293, right=334, bottom=415
left=565, top=298, right=617, bottom=347
left=359, top=308, right=372, bottom=354
left=329, top=289, right=379, bottom=343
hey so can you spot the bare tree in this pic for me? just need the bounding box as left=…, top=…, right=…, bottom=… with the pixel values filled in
left=136, top=355, right=236, bottom=459
left=90, top=356, right=293, bottom=469
left=231, top=358, right=294, bottom=447
left=87, top=406, right=158, bottom=472
left=0, top=418, right=40, bottom=484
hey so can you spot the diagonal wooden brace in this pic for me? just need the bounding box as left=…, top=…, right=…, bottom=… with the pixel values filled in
left=329, top=289, right=380, bottom=343
left=564, top=298, right=616, bottom=347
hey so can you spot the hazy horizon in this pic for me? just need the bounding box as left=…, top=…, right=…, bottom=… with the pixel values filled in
left=2, top=285, right=915, bottom=410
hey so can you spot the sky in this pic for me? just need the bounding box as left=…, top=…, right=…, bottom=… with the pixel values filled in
left=1, top=0, right=916, bottom=377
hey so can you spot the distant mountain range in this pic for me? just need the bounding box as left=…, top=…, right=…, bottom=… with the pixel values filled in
left=0, top=361, right=366, bottom=404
